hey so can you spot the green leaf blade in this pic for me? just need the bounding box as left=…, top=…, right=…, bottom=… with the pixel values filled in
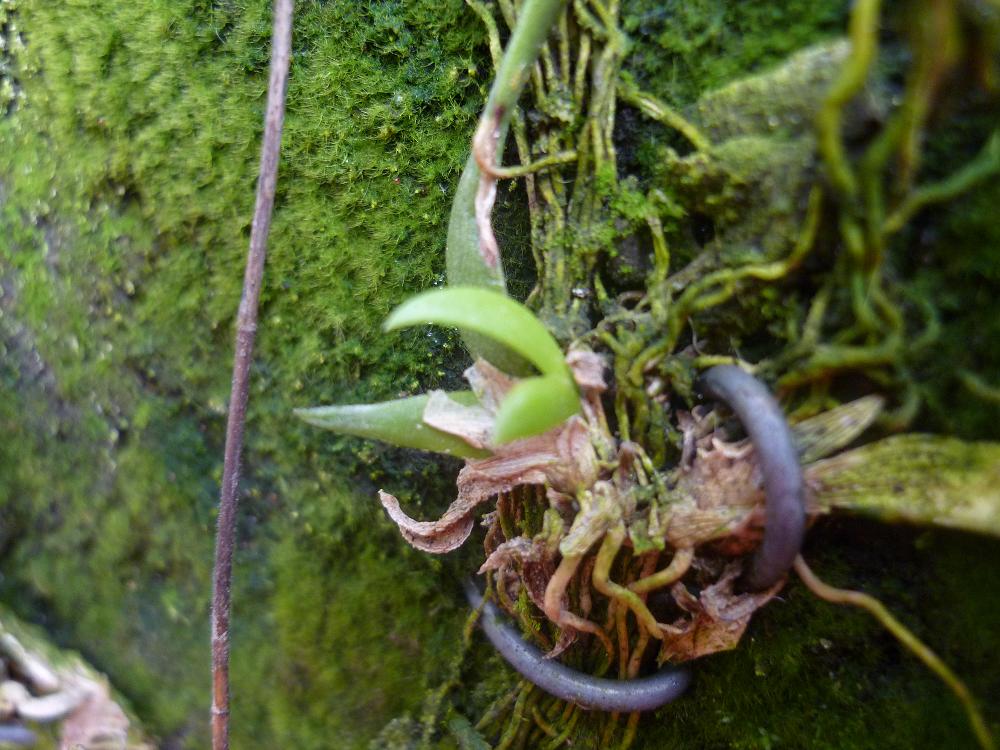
left=294, top=391, right=490, bottom=460
left=808, top=434, right=1000, bottom=538
left=384, top=286, right=570, bottom=378
left=492, top=375, right=581, bottom=445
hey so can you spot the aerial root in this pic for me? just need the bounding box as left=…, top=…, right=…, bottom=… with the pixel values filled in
left=629, top=546, right=694, bottom=595
left=794, top=555, right=996, bottom=750
left=544, top=554, right=615, bottom=657
left=475, top=685, right=521, bottom=733
left=494, top=682, right=536, bottom=750
left=592, top=524, right=671, bottom=640
left=619, top=710, right=641, bottom=750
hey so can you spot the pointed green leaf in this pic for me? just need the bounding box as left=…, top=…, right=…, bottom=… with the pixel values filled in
left=791, top=395, right=884, bottom=463
left=384, top=287, right=571, bottom=378
left=808, top=434, right=1000, bottom=538
left=295, top=391, right=490, bottom=459
left=493, top=374, right=581, bottom=445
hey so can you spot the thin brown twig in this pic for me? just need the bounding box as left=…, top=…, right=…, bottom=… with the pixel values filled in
left=210, top=2, right=293, bottom=749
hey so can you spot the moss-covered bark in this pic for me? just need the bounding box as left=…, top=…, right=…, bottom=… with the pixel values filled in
left=0, top=1, right=998, bottom=748
left=0, top=1, right=487, bottom=744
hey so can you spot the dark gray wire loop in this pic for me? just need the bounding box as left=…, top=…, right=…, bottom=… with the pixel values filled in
left=0, top=724, right=36, bottom=747
left=695, top=365, right=806, bottom=590
left=465, top=581, right=691, bottom=712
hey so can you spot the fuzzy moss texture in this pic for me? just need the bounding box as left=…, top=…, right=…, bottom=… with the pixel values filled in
left=0, top=1, right=998, bottom=749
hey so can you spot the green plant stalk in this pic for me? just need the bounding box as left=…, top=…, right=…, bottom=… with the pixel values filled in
left=448, top=0, right=568, bottom=289
left=481, top=0, right=567, bottom=139
left=447, top=0, right=567, bottom=373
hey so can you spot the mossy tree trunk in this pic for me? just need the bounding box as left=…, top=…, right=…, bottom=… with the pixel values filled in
left=0, top=1, right=998, bottom=748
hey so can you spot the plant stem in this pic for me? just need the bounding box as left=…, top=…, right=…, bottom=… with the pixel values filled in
left=447, top=0, right=566, bottom=374
left=210, top=2, right=293, bottom=748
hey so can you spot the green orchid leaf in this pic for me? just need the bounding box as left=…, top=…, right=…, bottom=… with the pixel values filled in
left=791, top=395, right=884, bottom=463
left=808, top=434, right=1000, bottom=538
left=492, top=374, right=580, bottom=445
left=384, top=286, right=571, bottom=379
left=294, top=391, right=490, bottom=460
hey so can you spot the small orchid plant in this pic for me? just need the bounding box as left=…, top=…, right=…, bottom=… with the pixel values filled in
left=292, top=0, right=1000, bottom=746
left=295, top=285, right=610, bottom=554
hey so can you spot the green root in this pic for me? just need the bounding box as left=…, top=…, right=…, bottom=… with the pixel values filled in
left=794, top=556, right=997, bottom=750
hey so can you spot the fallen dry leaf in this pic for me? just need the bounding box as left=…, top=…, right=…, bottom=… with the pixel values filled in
left=422, top=390, right=494, bottom=450
left=59, top=674, right=130, bottom=750
left=659, top=563, right=781, bottom=663
left=378, top=491, right=482, bottom=554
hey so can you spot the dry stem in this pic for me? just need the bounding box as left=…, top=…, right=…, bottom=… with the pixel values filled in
left=210, top=2, right=293, bottom=748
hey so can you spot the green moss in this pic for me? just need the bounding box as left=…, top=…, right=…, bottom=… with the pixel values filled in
left=901, top=177, right=1000, bottom=439
left=271, top=488, right=472, bottom=748
left=622, top=0, right=846, bottom=108
left=0, top=0, right=489, bottom=745
left=631, top=521, right=1000, bottom=750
